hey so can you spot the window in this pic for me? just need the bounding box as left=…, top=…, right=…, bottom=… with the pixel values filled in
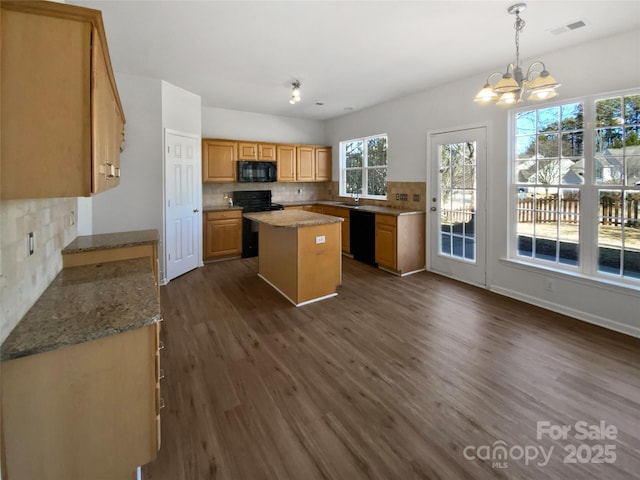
left=511, top=90, right=640, bottom=285
left=340, top=134, right=388, bottom=199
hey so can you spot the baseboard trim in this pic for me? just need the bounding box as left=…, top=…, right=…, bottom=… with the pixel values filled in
left=490, top=285, right=640, bottom=339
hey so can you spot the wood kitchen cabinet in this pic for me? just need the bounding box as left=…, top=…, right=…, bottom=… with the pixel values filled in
left=315, top=147, right=332, bottom=181
left=375, top=213, right=425, bottom=275
left=1, top=0, right=125, bottom=199
left=1, top=322, right=161, bottom=479
left=277, top=144, right=297, bottom=182
left=203, top=139, right=237, bottom=182
left=296, top=145, right=332, bottom=182
left=238, top=142, right=277, bottom=161
left=296, top=146, right=316, bottom=181
left=204, top=210, right=243, bottom=260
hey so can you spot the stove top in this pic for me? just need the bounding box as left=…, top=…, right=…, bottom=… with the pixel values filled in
left=233, top=190, right=283, bottom=213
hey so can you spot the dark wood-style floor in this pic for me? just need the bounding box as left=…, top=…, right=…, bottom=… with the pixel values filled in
left=143, top=257, right=640, bottom=480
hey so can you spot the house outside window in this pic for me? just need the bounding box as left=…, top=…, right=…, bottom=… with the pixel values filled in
left=340, top=134, right=388, bottom=199
left=511, top=90, right=640, bottom=285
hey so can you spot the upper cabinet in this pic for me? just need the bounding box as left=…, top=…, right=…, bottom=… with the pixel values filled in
left=276, top=144, right=296, bottom=182
left=315, top=147, right=332, bottom=181
left=238, top=142, right=276, bottom=161
left=296, top=146, right=315, bottom=182
left=203, top=139, right=237, bottom=182
left=1, top=0, right=125, bottom=199
left=203, top=138, right=331, bottom=183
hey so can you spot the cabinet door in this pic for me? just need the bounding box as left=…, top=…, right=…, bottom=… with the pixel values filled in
left=205, top=219, right=242, bottom=259
left=238, top=142, right=258, bottom=160
left=92, top=31, right=121, bottom=193
left=375, top=219, right=397, bottom=269
left=277, top=144, right=296, bottom=182
left=1, top=7, right=92, bottom=199
left=315, top=147, right=332, bottom=181
left=259, top=144, right=277, bottom=161
left=297, top=146, right=315, bottom=181
left=203, top=140, right=237, bottom=182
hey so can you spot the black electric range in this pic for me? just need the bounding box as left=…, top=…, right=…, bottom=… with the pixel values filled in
left=233, top=190, right=284, bottom=258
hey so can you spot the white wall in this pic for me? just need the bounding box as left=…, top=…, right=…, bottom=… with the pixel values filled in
left=91, top=73, right=164, bottom=267
left=202, top=106, right=326, bottom=144
left=326, top=29, right=640, bottom=337
left=162, top=80, right=202, bottom=137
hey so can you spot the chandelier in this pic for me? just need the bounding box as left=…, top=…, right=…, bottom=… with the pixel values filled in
left=474, top=3, right=560, bottom=106
left=289, top=80, right=301, bottom=104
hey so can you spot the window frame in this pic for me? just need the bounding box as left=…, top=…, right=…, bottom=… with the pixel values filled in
left=339, top=133, right=388, bottom=200
left=508, top=88, right=640, bottom=289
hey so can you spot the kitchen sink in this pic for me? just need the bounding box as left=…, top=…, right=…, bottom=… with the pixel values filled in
left=337, top=202, right=359, bottom=208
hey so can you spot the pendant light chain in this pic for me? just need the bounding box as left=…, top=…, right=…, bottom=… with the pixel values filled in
left=514, top=12, right=525, bottom=68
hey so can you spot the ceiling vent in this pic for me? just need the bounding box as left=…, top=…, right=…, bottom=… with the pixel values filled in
left=549, top=19, right=588, bottom=35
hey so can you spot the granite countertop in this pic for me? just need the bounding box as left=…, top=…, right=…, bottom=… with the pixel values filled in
left=62, top=229, right=159, bottom=254
left=281, top=200, right=424, bottom=216
left=1, top=258, right=161, bottom=361
left=244, top=209, right=344, bottom=228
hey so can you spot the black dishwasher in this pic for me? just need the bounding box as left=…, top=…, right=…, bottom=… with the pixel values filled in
left=350, top=210, right=377, bottom=266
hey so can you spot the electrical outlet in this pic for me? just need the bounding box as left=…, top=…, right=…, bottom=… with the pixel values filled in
left=27, top=232, right=34, bottom=256
left=399, top=193, right=408, bottom=201
left=413, top=194, right=420, bottom=202
left=395, top=193, right=400, bottom=200
left=69, top=210, right=76, bottom=226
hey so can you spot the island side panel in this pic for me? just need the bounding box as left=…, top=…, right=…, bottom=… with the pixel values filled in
left=297, top=223, right=342, bottom=304
left=258, top=223, right=299, bottom=303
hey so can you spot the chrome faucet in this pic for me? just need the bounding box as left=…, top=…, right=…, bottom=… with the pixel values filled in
left=353, top=189, right=361, bottom=204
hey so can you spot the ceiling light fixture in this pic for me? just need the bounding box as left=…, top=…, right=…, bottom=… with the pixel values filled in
left=290, top=80, right=301, bottom=104
left=474, top=3, right=560, bottom=106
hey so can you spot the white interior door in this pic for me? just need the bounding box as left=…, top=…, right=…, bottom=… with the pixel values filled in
left=165, top=131, right=201, bottom=281
left=428, top=127, right=487, bottom=286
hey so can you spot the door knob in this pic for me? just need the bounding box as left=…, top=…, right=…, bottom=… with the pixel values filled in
left=193, top=208, right=200, bottom=213
left=430, top=207, right=437, bottom=211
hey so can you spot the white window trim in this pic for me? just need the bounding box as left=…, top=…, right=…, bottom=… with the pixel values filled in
left=508, top=88, right=640, bottom=290
left=339, top=133, right=388, bottom=200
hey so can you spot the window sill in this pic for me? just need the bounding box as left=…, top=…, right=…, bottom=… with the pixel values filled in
left=499, top=257, right=640, bottom=297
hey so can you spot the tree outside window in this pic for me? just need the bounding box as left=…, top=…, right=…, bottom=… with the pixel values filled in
left=340, top=134, right=388, bottom=199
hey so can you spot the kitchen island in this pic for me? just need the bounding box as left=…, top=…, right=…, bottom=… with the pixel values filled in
left=243, top=209, right=343, bottom=306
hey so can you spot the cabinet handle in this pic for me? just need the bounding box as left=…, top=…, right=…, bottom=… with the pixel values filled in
left=159, top=340, right=165, bottom=350
left=159, top=397, right=165, bottom=409
left=159, top=368, right=165, bottom=380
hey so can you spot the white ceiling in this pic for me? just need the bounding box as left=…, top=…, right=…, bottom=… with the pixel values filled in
left=70, top=1, right=640, bottom=120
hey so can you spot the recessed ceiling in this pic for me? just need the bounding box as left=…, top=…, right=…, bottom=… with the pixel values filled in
left=70, top=1, right=640, bottom=121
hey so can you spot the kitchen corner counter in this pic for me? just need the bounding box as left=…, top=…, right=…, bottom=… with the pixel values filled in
left=0, top=258, right=161, bottom=361
left=244, top=209, right=344, bottom=228
left=62, top=229, right=159, bottom=254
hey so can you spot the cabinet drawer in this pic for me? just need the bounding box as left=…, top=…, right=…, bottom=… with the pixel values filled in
left=376, top=214, right=397, bottom=226
left=206, top=210, right=242, bottom=221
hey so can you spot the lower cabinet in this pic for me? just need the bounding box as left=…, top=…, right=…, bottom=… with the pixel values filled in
left=375, top=213, right=425, bottom=275
left=204, top=209, right=242, bottom=260
left=1, top=323, right=161, bottom=480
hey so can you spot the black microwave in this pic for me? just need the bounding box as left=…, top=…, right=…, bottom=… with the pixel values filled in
left=237, top=161, right=277, bottom=183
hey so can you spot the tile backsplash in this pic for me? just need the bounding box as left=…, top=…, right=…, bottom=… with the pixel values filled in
left=0, top=197, right=77, bottom=344
left=327, top=181, right=426, bottom=211
left=203, top=182, right=331, bottom=206
left=204, top=181, right=425, bottom=210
